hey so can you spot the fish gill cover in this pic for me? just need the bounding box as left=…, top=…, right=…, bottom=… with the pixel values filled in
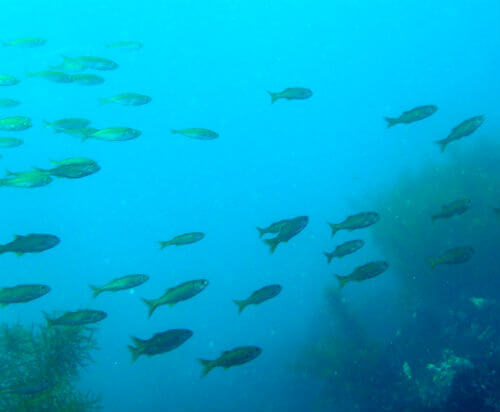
left=0, top=1, right=498, bottom=412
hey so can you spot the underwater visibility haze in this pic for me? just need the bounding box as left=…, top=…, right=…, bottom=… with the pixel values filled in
left=0, top=1, right=499, bottom=411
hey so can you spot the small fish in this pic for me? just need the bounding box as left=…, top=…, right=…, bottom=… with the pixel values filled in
left=3, top=37, right=46, bottom=47
left=0, top=284, right=50, bottom=306
left=35, top=158, right=100, bottom=179
left=0, top=170, right=52, bottom=188
left=44, top=118, right=91, bottom=131
left=45, top=309, right=107, bottom=326
left=0, top=137, right=23, bottom=148
left=61, top=55, right=118, bottom=70
left=128, top=329, right=192, bottom=362
left=233, top=285, right=282, bottom=314
left=0, top=116, right=31, bottom=131
left=261, top=216, right=308, bottom=254
left=142, top=279, right=209, bottom=317
left=90, top=274, right=149, bottom=298
left=0, top=75, right=19, bottom=86
left=27, top=71, right=73, bottom=83
left=0, top=233, right=59, bottom=256
left=171, top=128, right=219, bottom=140
left=267, top=87, right=312, bottom=103
left=0, top=98, right=20, bottom=108
left=428, top=247, right=474, bottom=269
left=87, top=127, right=141, bottom=142
left=327, top=212, right=380, bottom=238
left=159, top=232, right=205, bottom=248
left=59, top=127, right=99, bottom=140
left=70, top=73, right=105, bottom=85
left=51, top=59, right=86, bottom=73
left=324, top=239, right=365, bottom=264
left=198, top=346, right=262, bottom=377
left=432, top=199, right=471, bottom=221
left=100, top=93, right=151, bottom=106
left=385, top=105, right=438, bottom=128
left=335, top=261, right=389, bottom=289
left=436, top=116, right=484, bottom=152
left=106, top=41, right=143, bottom=50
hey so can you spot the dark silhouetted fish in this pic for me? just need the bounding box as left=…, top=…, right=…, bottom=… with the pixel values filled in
left=432, top=199, right=471, bottom=221
left=428, top=247, right=474, bottom=269
left=324, top=239, right=365, bottom=264
left=260, top=216, right=308, bottom=253
left=385, top=105, right=437, bottom=128
left=198, top=346, right=262, bottom=377
left=159, top=232, right=204, bottom=248
left=335, top=261, right=389, bottom=289
left=128, top=329, right=193, bottom=362
left=0, top=284, right=50, bottom=306
left=267, top=87, right=312, bottom=103
left=327, top=212, right=379, bottom=238
left=233, top=285, right=282, bottom=314
left=0, top=233, right=60, bottom=256
left=45, top=309, right=107, bottom=326
left=436, top=116, right=484, bottom=152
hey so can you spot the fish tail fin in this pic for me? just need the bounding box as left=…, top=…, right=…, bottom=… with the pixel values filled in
left=158, top=240, right=171, bottom=249
left=141, top=298, right=156, bottom=318
left=327, top=222, right=340, bottom=238
left=263, top=238, right=279, bottom=254
left=98, top=98, right=108, bottom=105
left=233, top=299, right=247, bottom=314
left=26, top=72, right=35, bottom=78
left=42, top=311, right=53, bottom=327
left=324, top=252, right=334, bottom=264
left=32, top=167, right=48, bottom=173
left=435, top=139, right=448, bottom=153
left=198, top=359, right=215, bottom=377
left=428, top=258, right=438, bottom=270
left=89, top=285, right=101, bottom=298
left=43, top=120, right=51, bottom=129
left=256, top=227, right=266, bottom=238
left=170, top=129, right=179, bottom=134
left=127, top=345, right=141, bottom=363
left=61, top=54, right=71, bottom=62
left=335, top=274, right=349, bottom=289
left=267, top=91, right=279, bottom=104
left=384, top=117, right=399, bottom=128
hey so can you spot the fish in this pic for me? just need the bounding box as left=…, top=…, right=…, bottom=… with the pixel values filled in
left=432, top=199, right=472, bottom=221
left=261, top=216, right=308, bottom=254
left=105, top=41, right=143, bottom=50
left=159, top=232, right=205, bottom=248
left=35, top=158, right=100, bottom=179
left=3, top=37, right=46, bottom=47
left=45, top=309, right=107, bottom=326
left=267, top=87, right=312, bottom=103
left=0, top=233, right=60, bottom=256
left=324, top=239, right=365, bottom=264
left=256, top=220, right=290, bottom=238
left=26, top=71, right=73, bottom=83
left=327, top=212, right=380, bottom=237
left=436, top=116, right=484, bottom=152
left=335, top=261, right=389, bottom=289
left=100, top=93, right=151, bottom=106
left=90, top=274, right=149, bottom=298
left=171, top=128, right=219, bottom=140
left=59, top=127, right=99, bottom=140
left=233, top=285, right=282, bottom=314
left=128, top=329, right=192, bottom=362
left=0, top=137, right=23, bottom=148
left=61, top=55, right=118, bottom=70
left=0, top=284, right=50, bottom=306
left=0, top=116, right=31, bottom=131
left=44, top=118, right=91, bottom=130
left=142, top=279, right=209, bottom=317
left=70, top=73, right=105, bottom=85
left=50, top=59, right=86, bottom=73
left=0, top=170, right=52, bottom=188
left=0, top=75, right=19, bottom=86
left=384, top=105, right=438, bottom=128
left=87, top=127, right=141, bottom=142
left=428, top=247, right=474, bottom=269
left=198, top=346, right=262, bottom=377
left=0, top=98, right=20, bottom=108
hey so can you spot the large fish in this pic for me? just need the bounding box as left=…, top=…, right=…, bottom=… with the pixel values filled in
left=436, top=116, right=484, bottom=152
left=327, top=212, right=379, bottom=237
left=45, top=309, right=107, bottom=326
left=432, top=199, right=471, bottom=221
left=159, top=232, right=204, bottom=248
left=0, top=284, right=50, bottom=306
left=260, top=216, right=308, bottom=253
left=90, top=274, right=149, bottom=298
left=128, top=329, right=193, bottom=362
left=0, top=234, right=59, bottom=256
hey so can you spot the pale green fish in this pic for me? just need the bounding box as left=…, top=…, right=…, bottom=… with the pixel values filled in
left=385, top=105, right=438, bottom=128
left=171, top=128, right=219, bottom=140
left=159, top=232, right=204, bottom=248
left=0, top=116, right=31, bottom=131
left=105, top=41, right=143, bottom=50
left=61, top=55, right=118, bottom=70
left=100, top=93, right=151, bottom=106
left=60, top=127, right=99, bottom=140
left=436, top=116, right=485, bottom=152
left=0, top=98, right=20, bottom=108
left=233, top=285, right=282, bottom=314
left=70, top=73, right=104, bottom=85
left=0, top=170, right=52, bottom=188
left=45, top=309, right=107, bottom=326
left=90, top=274, right=149, bottom=298
left=3, top=37, right=46, bottom=47
left=0, top=284, right=50, bottom=306
left=267, top=87, right=313, bottom=103
left=51, top=59, right=86, bottom=73
left=87, top=127, right=141, bottom=141
left=44, top=118, right=91, bottom=131
left=0, top=75, right=19, bottom=86
left=142, top=279, right=209, bottom=317
left=27, top=71, right=72, bottom=83
left=0, top=233, right=60, bottom=256
left=0, top=137, right=23, bottom=148
left=34, top=157, right=100, bottom=179
left=198, top=346, right=262, bottom=377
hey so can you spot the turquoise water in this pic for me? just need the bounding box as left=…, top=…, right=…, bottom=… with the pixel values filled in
left=0, top=1, right=499, bottom=411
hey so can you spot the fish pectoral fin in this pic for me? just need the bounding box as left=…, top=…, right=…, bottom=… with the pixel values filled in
left=15, top=252, right=24, bottom=257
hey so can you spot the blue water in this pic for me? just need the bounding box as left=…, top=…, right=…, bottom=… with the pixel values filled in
left=0, top=1, right=499, bottom=411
